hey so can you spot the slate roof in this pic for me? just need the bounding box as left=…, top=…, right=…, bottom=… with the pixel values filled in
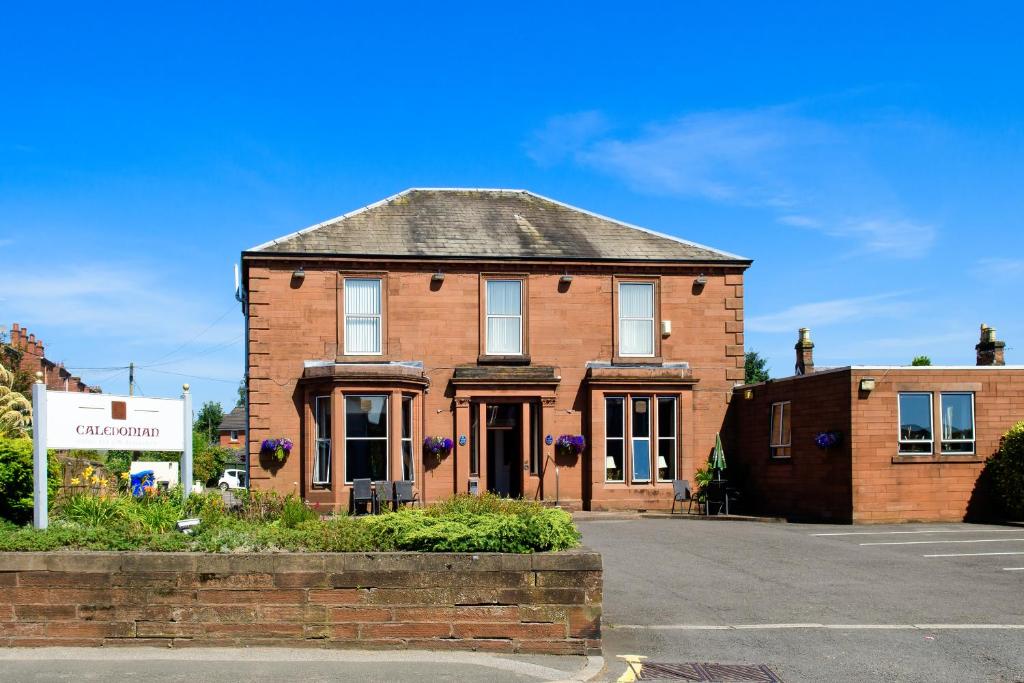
left=218, top=406, right=245, bottom=432
left=247, top=189, right=749, bottom=263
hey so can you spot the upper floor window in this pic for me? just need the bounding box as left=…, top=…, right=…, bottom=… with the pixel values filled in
left=619, top=282, right=655, bottom=357
left=941, top=392, right=975, bottom=454
left=229, top=430, right=239, bottom=442
left=485, top=279, right=523, bottom=355
left=898, top=392, right=933, bottom=454
left=770, top=401, right=791, bottom=458
left=344, top=278, right=382, bottom=355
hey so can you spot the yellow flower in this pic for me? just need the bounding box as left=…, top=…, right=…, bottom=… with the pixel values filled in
left=120, top=472, right=129, bottom=480
left=82, top=466, right=94, bottom=478
left=70, top=477, right=81, bottom=486
left=91, top=475, right=102, bottom=486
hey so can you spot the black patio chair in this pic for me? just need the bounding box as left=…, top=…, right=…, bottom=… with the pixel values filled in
left=671, top=479, right=697, bottom=515
left=351, top=478, right=373, bottom=515
left=373, top=479, right=394, bottom=514
left=395, top=480, right=419, bottom=508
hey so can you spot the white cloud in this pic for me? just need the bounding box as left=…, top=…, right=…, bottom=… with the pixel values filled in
left=529, top=105, right=937, bottom=258
left=973, top=257, right=1024, bottom=280
left=746, top=291, right=912, bottom=333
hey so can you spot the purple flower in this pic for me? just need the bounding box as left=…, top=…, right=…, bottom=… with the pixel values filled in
left=814, top=431, right=841, bottom=449
left=423, top=436, right=454, bottom=458
left=555, top=434, right=586, bottom=456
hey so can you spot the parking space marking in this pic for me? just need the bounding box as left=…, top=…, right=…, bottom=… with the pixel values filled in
left=861, top=538, right=1024, bottom=546
left=610, top=623, right=1024, bottom=631
left=812, top=529, right=1018, bottom=537
left=924, top=551, right=1024, bottom=558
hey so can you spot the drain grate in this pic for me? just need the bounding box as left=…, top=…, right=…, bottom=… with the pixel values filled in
left=635, top=662, right=782, bottom=682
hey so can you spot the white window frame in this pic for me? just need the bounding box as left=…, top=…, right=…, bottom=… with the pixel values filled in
left=656, top=396, right=677, bottom=482
left=769, top=401, right=791, bottom=458
left=940, top=392, right=976, bottom=455
left=401, top=394, right=415, bottom=481
left=229, top=430, right=238, bottom=442
left=630, top=397, right=652, bottom=483
left=604, top=397, right=625, bottom=483
left=313, top=395, right=332, bottom=486
left=343, top=394, right=389, bottom=484
left=485, top=279, right=523, bottom=356
left=344, top=278, right=383, bottom=356
left=898, top=392, right=934, bottom=455
left=618, top=282, right=656, bottom=358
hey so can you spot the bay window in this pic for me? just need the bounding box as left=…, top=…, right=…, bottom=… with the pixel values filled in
left=657, top=396, right=677, bottom=480
left=631, top=397, right=652, bottom=482
left=605, top=397, right=625, bottom=481
left=401, top=395, right=415, bottom=481
left=605, top=394, right=678, bottom=484
left=312, top=395, right=331, bottom=485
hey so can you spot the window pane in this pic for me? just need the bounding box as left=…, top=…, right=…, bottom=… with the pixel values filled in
left=605, top=439, right=624, bottom=481
left=899, top=441, right=932, bottom=454
left=470, top=405, right=479, bottom=476
left=619, top=283, right=654, bottom=317
left=781, top=404, right=791, bottom=445
left=346, top=439, right=388, bottom=481
left=346, top=396, right=388, bottom=438
left=402, top=440, right=414, bottom=481
left=658, top=439, right=675, bottom=480
left=315, top=440, right=331, bottom=484
left=486, top=280, right=521, bottom=315
left=632, top=398, right=650, bottom=438
left=619, top=320, right=654, bottom=356
left=941, top=394, right=974, bottom=441
left=402, top=396, right=412, bottom=439
left=345, top=278, right=381, bottom=315
left=899, top=394, right=932, bottom=441
left=606, top=398, right=624, bottom=438
left=658, top=397, right=676, bottom=438
left=632, top=440, right=651, bottom=481
left=316, top=397, right=331, bottom=439
left=770, top=404, right=783, bottom=445
left=486, top=316, right=522, bottom=354
left=345, top=316, right=381, bottom=354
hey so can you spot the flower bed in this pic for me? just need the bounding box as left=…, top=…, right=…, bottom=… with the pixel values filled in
left=0, top=492, right=581, bottom=554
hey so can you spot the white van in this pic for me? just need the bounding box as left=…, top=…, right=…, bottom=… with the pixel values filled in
left=218, top=468, right=247, bottom=490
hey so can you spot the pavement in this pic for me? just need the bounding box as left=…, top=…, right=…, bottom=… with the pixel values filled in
left=5, top=517, right=1023, bottom=681
left=580, top=517, right=1024, bottom=681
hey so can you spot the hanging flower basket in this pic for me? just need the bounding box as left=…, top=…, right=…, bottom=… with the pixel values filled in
left=261, top=438, right=293, bottom=462
left=555, top=434, right=586, bottom=458
left=814, top=431, right=842, bottom=450
left=423, top=436, right=454, bottom=463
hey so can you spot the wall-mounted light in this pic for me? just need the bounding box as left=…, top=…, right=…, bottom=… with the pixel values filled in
left=743, top=388, right=754, bottom=400
left=694, top=273, right=708, bottom=287
left=292, top=266, right=305, bottom=281
left=661, top=320, right=672, bottom=337
left=559, top=273, right=574, bottom=285
left=859, top=377, right=876, bottom=393
left=431, top=271, right=445, bottom=283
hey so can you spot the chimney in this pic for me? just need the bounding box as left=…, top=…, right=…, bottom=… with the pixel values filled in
left=795, top=327, right=814, bottom=375
left=976, top=324, right=1005, bottom=366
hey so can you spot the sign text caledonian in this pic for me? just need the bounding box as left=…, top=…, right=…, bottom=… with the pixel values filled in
left=45, top=392, right=185, bottom=451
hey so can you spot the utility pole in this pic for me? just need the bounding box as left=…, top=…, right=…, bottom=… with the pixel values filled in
left=129, top=362, right=135, bottom=396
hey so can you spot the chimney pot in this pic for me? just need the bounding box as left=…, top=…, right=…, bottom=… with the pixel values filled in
left=795, top=327, right=815, bottom=375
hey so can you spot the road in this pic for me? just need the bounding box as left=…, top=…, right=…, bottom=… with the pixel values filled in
left=580, top=517, right=1024, bottom=681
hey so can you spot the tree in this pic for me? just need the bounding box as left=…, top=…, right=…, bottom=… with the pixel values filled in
left=195, top=401, right=224, bottom=445
left=911, top=355, right=932, bottom=366
left=744, top=351, right=770, bottom=384
left=236, top=379, right=246, bottom=408
left=0, top=362, right=32, bottom=438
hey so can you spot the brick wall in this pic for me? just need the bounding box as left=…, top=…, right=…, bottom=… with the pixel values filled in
left=725, top=369, right=854, bottom=521
left=246, top=259, right=744, bottom=511
left=6, top=323, right=98, bottom=393
left=0, top=550, right=601, bottom=654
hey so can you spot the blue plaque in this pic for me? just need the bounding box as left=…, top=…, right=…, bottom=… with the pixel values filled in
left=545, top=434, right=554, bottom=446
left=458, top=434, right=467, bottom=446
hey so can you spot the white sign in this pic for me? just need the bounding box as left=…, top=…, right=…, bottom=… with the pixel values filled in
left=45, top=392, right=186, bottom=452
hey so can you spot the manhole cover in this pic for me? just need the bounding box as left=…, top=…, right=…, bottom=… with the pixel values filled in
left=635, top=662, right=782, bottom=682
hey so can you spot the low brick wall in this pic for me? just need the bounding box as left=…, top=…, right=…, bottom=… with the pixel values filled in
left=0, top=550, right=601, bottom=654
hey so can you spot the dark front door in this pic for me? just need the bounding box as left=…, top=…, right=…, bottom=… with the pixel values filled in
left=486, top=403, right=522, bottom=498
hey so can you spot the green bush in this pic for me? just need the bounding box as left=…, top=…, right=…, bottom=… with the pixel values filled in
left=0, top=490, right=580, bottom=554
left=988, top=420, right=1024, bottom=520
left=0, top=437, right=61, bottom=524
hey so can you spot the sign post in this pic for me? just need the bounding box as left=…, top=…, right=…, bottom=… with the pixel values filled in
left=32, top=383, right=192, bottom=529
left=32, top=377, right=48, bottom=530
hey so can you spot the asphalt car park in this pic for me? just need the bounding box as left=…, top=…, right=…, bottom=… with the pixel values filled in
left=578, top=517, right=1024, bottom=681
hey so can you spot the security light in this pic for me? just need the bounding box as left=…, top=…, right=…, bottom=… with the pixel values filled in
left=292, top=266, right=305, bottom=281
left=432, top=271, right=445, bottom=283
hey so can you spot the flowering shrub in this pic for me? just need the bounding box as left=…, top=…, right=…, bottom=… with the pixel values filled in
left=261, top=438, right=293, bottom=462
left=814, top=431, right=842, bottom=450
left=423, top=436, right=454, bottom=462
left=555, top=434, right=586, bottom=457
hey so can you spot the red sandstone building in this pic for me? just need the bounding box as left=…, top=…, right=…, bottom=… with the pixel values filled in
left=726, top=326, right=1023, bottom=523
left=4, top=323, right=99, bottom=393
left=241, top=189, right=750, bottom=511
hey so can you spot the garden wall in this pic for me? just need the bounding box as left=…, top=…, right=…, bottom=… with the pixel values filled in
left=0, top=550, right=601, bottom=655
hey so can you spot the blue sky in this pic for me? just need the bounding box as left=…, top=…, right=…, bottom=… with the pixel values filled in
left=2, top=2, right=1022, bottom=411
